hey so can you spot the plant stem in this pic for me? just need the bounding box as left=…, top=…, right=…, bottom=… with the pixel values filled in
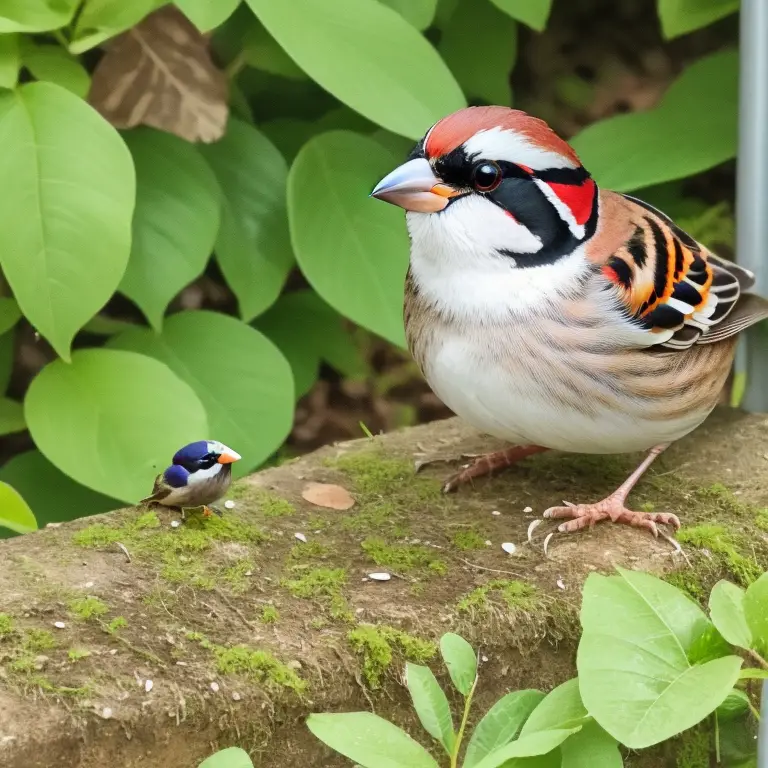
left=747, top=649, right=768, bottom=669
left=52, top=29, right=69, bottom=48
left=714, top=712, right=721, bottom=764
left=450, top=675, right=478, bottom=768
left=225, top=49, right=248, bottom=80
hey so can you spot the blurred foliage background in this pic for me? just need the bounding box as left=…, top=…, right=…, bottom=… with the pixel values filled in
left=0, top=0, right=743, bottom=535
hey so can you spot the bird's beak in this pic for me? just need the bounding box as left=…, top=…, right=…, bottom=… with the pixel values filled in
left=217, top=449, right=241, bottom=464
left=370, top=158, right=458, bottom=212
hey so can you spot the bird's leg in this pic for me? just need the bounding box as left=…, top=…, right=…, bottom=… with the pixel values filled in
left=207, top=505, right=224, bottom=518
left=543, top=443, right=680, bottom=537
left=442, top=445, right=549, bottom=493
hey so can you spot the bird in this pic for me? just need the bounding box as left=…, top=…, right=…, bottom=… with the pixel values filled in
left=370, top=105, right=768, bottom=538
left=141, top=440, right=241, bottom=519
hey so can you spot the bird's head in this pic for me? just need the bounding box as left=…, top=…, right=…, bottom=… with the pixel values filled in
left=371, top=106, right=599, bottom=269
left=165, top=440, right=241, bottom=487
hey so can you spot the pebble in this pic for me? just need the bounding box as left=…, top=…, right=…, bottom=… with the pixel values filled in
left=171, top=520, right=181, bottom=529
left=210, top=682, right=220, bottom=693
left=368, top=572, right=391, bottom=582
left=491, top=510, right=501, bottom=516
left=145, top=680, right=154, bottom=693
left=224, top=500, right=235, bottom=510
left=109, top=649, right=118, bottom=655
left=481, top=655, right=489, bottom=663
left=232, top=692, right=241, bottom=702
left=556, top=579, right=566, bottom=591
left=85, top=581, right=94, bottom=588
left=523, top=506, right=533, bottom=513
left=101, top=707, right=113, bottom=720
left=501, top=542, right=516, bottom=555
left=294, top=532, right=308, bottom=543
left=53, top=621, right=66, bottom=629
left=484, top=540, right=492, bottom=547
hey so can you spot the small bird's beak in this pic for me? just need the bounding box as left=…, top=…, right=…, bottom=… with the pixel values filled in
left=217, top=449, right=241, bottom=464
left=370, top=158, right=458, bottom=212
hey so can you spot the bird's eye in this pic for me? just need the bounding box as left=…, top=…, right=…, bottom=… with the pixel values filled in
left=472, top=162, right=502, bottom=192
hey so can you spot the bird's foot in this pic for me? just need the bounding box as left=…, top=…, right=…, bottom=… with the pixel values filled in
left=206, top=505, right=224, bottom=518
left=442, top=445, right=548, bottom=494
left=543, top=496, right=680, bottom=537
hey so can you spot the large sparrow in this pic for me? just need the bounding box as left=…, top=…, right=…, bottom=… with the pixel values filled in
left=371, top=106, right=768, bottom=537
left=141, top=440, right=241, bottom=519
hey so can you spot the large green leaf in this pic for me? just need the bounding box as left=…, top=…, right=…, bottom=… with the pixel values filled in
left=464, top=690, right=545, bottom=767
left=288, top=131, right=409, bottom=348
left=0, top=34, right=19, bottom=88
left=439, top=632, right=476, bottom=696
left=306, top=712, right=439, bottom=768
left=198, top=747, right=254, bottom=768
left=0, top=82, right=135, bottom=360
left=0, top=331, right=15, bottom=393
left=255, top=290, right=367, bottom=399
left=120, top=128, right=221, bottom=329
left=519, top=679, right=589, bottom=736
left=578, top=567, right=743, bottom=749
left=0, top=481, right=37, bottom=534
left=244, top=0, right=465, bottom=139
left=0, top=0, right=79, bottom=33
left=440, top=0, right=516, bottom=106
left=405, top=662, right=455, bottom=754
left=0, top=450, right=119, bottom=530
left=24, top=348, right=209, bottom=503
left=571, top=49, right=738, bottom=192
left=709, top=580, right=752, bottom=650
left=489, top=0, right=552, bottom=31
left=20, top=40, right=91, bottom=96
left=108, top=311, right=294, bottom=477
left=70, top=0, right=165, bottom=54
left=175, top=0, right=240, bottom=32
left=658, top=0, right=739, bottom=39
left=0, top=397, right=24, bottom=435
left=743, top=573, right=768, bottom=655
left=379, top=0, right=438, bottom=30
left=200, top=119, right=294, bottom=322
left=242, top=17, right=307, bottom=80
left=560, top=722, right=622, bottom=768
left=0, top=298, right=21, bottom=337
left=472, top=729, right=580, bottom=768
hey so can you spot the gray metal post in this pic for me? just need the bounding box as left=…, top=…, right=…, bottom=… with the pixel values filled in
left=760, top=680, right=768, bottom=767
left=736, top=0, right=768, bottom=412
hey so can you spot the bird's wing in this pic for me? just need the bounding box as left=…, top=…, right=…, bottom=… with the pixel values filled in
left=140, top=473, right=172, bottom=504
left=596, top=192, right=768, bottom=350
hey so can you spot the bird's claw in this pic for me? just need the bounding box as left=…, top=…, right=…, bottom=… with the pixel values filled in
left=543, top=497, right=680, bottom=536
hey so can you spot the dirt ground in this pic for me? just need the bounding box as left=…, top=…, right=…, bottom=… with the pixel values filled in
left=0, top=408, right=766, bottom=767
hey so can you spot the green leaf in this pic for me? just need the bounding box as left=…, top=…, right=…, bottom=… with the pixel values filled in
left=0, top=82, right=135, bottom=360
left=739, top=668, right=768, bottom=680
left=488, top=0, right=552, bottom=31
left=120, top=128, right=220, bottom=329
left=571, top=49, right=738, bottom=192
left=440, top=0, right=516, bottom=106
left=519, top=679, right=589, bottom=736
left=709, top=580, right=752, bottom=650
left=306, top=712, right=440, bottom=768
left=175, top=0, right=240, bottom=32
left=200, top=119, right=294, bottom=322
left=0, top=450, right=119, bottom=529
left=464, top=690, right=545, bottom=767
left=743, top=573, right=768, bottom=655
left=198, top=747, right=254, bottom=768
left=288, top=131, right=409, bottom=348
left=658, top=0, right=739, bottom=39
left=0, top=330, right=15, bottom=393
left=405, top=662, right=455, bottom=754
left=244, top=0, right=465, bottom=139
left=20, top=40, right=91, bottom=97
left=0, top=480, right=37, bottom=534
left=243, top=17, right=307, bottom=80
left=0, top=0, right=79, bottom=33
left=108, top=311, right=294, bottom=477
left=472, top=729, right=580, bottom=768
left=0, top=34, right=20, bottom=88
left=24, top=348, right=209, bottom=503
left=0, top=397, right=24, bottom=435
left=82, top=315, right=140, bottom=337
left=439, top=632, right=476, bottom=696
left=70, top=0, right=164, bottom=54
left=560, top=721, right=622, bottom=768
left=577, top=567, right=743, bottom=749
left=716, top=689, right=750, bottom=722
left=0, top=298, right=21, bottom=336
left=378, top=0, right=438, bottom=30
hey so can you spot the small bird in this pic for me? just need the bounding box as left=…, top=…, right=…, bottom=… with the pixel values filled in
left=371, top=105, right=768, bottom=537
left=141, top=440, right=241, bottom=519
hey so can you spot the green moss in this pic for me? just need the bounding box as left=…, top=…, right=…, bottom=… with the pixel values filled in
left=0, top=613, right=14, bottom=638
left=255, top=490, right=295, bottom=518
left=69, top=596, right=109, bottom=621
left=452, top=530, right=486, bottom=551
left=73, top=524, right=122, bottom=548
left=458, top=579, right=538, bottom=614
left=214, top=645, right=306, bottom=693
left=68, top=648, right=91, bottom=662
left=677, top=524, right=761, bottom=586
left=222, top=559, right=255, bottom=593
left=105, top=617, right=127, bottom=634
left=665, top=570, right=707, bottom=602
left=757, top=509, right=768, bottom=532
left=261, top=605, right=279, bottom=624
left=289, top=541, right=330, bottom=560
left=23, top=629, right=56, bottom=653
left=9, top=656, right=36, bottom=673
left=672, top=723, right=710, bottom=768
left=362, top=537, right=447, bottom=575
left=283, top=567, right=352, bottom=621
left=347, top=624, right=437, bottom=689
left=330, top=452, right=414, bottom=496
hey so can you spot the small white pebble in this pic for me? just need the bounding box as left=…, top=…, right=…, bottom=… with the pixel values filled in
left=210, top=682, right=220, bottom=693
left=232, top=692, right=241, bottom=702
left=101, top=707, right=113, bottom=720
left=527, top=519, right=542, bottom=543
left=109, top=649, right=118, bottom=655
left=294, top=532, right=307, bottom=543
left=175, top=661, right=188, bottom=667
left=556, top=579, right=566, bottom=591
left=491, top=510, right=501, bottom=516
left=368, top=572, right=391, bottom=582
left=224, top=500, right=235, bottom=510
left=481, top=655, right=489, bottom=662
left=501, top=542, right=516, bottom=555
left=523, top=506, right=533, bottom=514
left=484, top=540, right=492, bottom=547
left=85, top=581, right=94, bottom=588
left=53, top=621, right=66, bottom=629
left=145, top=680, right=153, bottom=693
left=244, top=571, right=252, bottom=577
left=171, top=520, right=181, bottom=528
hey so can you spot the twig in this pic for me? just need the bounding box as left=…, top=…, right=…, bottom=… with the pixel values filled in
left=214, top=588, right=257, bottom=629
left=458, top=558, right=524, bottom=578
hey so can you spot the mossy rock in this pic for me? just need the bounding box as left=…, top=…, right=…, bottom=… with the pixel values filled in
left=0, top=408, right=766, bottom=767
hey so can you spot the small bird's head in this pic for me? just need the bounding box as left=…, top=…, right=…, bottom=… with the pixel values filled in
left=164, top=440, right=241, bottom=488
left=371, top=106, right=599, bottom=268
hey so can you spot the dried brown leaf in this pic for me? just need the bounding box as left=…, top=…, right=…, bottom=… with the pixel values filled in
left=87, top=5, right=228, bottom=143
left=301, top=483, right=355, bottom=511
